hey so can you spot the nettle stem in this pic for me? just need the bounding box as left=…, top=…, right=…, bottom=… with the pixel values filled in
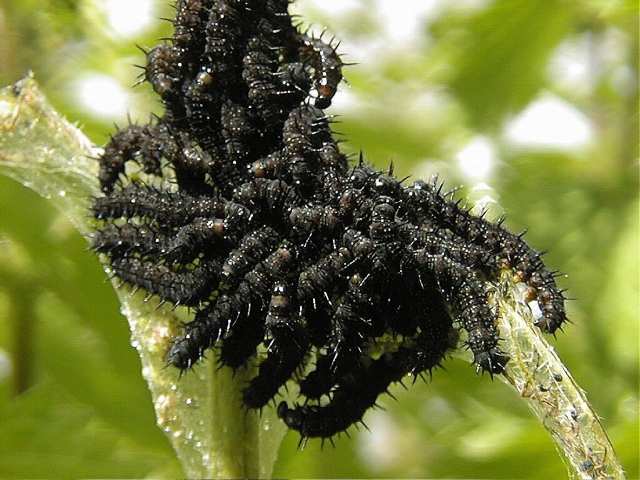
left=492, top=275, right=625, bottom=479
left=0, top=75, right=624, bottom=479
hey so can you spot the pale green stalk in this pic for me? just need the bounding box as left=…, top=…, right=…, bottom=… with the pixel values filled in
left=491, top=275, right=625, bottom=479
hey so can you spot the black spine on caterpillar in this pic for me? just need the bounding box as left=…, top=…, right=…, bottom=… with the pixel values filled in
left=92, top=219, right=225, bottom=265
left=413, top=249, right=508, bottom=374
left=98, top=124, right=164, bottom=193
left=92, top=223, right=162, bottom=259
left=167, top=293, right=237, bottom=370
left=92, top=184, right=224, bottom=226
left=297, top=248, right=353, bottom=345
left=218, top=244, right=297, bottom=369
left=324, top=274, right=378, bottom=378
left=110, top=257, right=220, bottom=306
left=242, top=282, right=308, bottom=410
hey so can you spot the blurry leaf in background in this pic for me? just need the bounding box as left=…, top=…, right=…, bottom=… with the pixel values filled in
left=0, top=383, right=177, bottom=478
left=443, top=0, right=573, bottom=129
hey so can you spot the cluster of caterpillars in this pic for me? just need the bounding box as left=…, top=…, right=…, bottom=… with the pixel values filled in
left=91, top=0, right=568, bottom=441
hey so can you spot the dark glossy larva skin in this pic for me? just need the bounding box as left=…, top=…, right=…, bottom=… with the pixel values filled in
left=91, top=0, right=568, bottom=442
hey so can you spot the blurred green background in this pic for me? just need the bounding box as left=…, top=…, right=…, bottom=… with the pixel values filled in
left=0, top=0, right=638, bottom=478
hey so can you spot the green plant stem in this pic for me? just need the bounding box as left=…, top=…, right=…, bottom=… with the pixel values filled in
left=0, top=74, right=287, bottom=479
left=0, top=74, right=625, bottom=479
left=491, top=274, right=625, bottom=479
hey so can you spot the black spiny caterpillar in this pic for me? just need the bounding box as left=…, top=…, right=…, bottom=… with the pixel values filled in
left=91, top=0, right=568, bottom=441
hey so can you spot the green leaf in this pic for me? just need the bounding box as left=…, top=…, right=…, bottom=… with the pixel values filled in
left=444, top=0, right=573, bottom=128
left=0, top=383, right=173, bottom=478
